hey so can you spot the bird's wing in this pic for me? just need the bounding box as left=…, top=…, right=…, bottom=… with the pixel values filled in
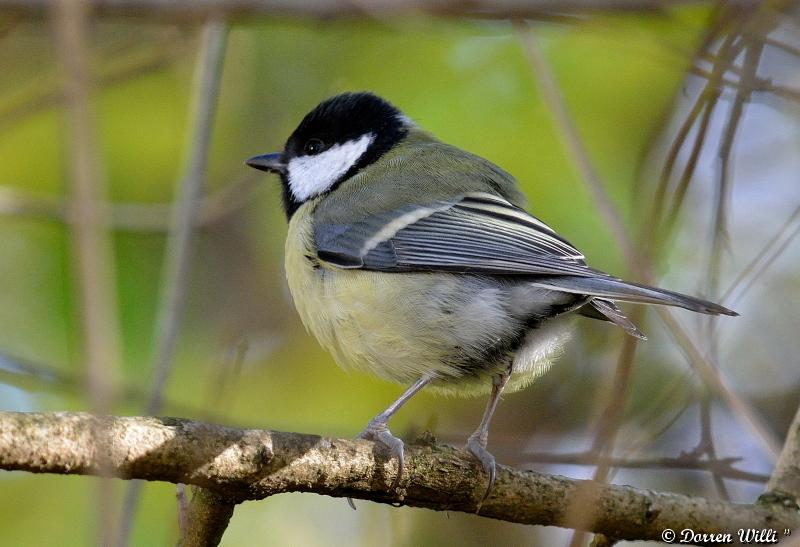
left=314, top=192, right=602, bottom=277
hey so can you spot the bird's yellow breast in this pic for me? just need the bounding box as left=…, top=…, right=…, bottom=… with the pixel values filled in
left=285, top=200, right=468, bottom=385
left=284, top=200, right=570, bottom=396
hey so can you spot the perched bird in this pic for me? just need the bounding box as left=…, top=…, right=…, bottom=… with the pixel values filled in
left=245, top=92, right=736, bottom=500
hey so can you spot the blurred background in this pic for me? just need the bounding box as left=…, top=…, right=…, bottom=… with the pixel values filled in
left=0, top=1, right=799, bottom=545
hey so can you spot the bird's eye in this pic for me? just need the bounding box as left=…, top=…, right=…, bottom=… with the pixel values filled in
left=303, top=138, right=325, bottom=155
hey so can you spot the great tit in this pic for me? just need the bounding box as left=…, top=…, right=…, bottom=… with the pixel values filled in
left=246, top=91, right=736, bottom=499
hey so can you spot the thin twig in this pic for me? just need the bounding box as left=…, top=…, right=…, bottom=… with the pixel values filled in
left=626, top=368, right=696, bottom=447
left=655, top=307, right=781, bottom=459
left=663, top=34, right=744, bottom=234
left=206, top=337, right=248, bottom=412
left=0, top=34, right=185, bottom=134
left=51, top=0, right=122, bottom=427
left=721, top=206, right=800, bottom=307
left=51, top=0, right=123, bottom=543
left=697, top=36, right=764, bottom=500
left=688, top=65, right=794, bottom=100
left=520, top=451, right=769, bottom=483
left=518, top=15, right=781, bottom=465
left=644, top=16, right=745, bottom=249
left=176, top=483, right=190, bottom=540
left=765, top=35, right=800, bottom=58
left=662, top=92, right=717, bottom=231
left=515, top=23, right=651, bottom=545
left=515, top=19, right=638, bottom=268
left=0, top=351, right=222, bottom=419
left=116, top=18, right=228, bottom=547
left=514, top=16, right=779, bottom=544
left=0, top=172, right=261, bottom=231
left=565, top=331, right=641, bottom=547
left=697, top=395, right=731, bottom=500
left=708, top=37, right=763, bottom=302
left=145, top=14, right=227, bottom=425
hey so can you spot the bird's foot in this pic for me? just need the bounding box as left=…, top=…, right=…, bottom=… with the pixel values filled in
left=465, top=432, right=496, bottom=510
left=347, top=420, right=405, bottom=510
left=357, top=419, right=406, bottom=492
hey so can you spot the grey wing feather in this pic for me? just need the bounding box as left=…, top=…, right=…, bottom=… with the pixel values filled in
left=314, top=192, right=738, bottom=319
left=317, top=193, right=599, bottom=277
left=314, top=201, right=450, bottom=268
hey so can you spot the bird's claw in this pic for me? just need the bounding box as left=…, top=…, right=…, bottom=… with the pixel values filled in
left=348, top=422, right=406, bottom=510
left=465, top=433, right=496, bottom=510
left=358, top=420, right=406, bottom=492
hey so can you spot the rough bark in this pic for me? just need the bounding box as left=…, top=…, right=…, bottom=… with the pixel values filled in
left=1, top=411, right=798, bottom=545
left=177, top=487, right=236, bottom=547
left=767, top=405, right=800, bottom=505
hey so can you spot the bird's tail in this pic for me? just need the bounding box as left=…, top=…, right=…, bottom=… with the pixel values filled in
left=531, top=275, right=738, bottom=317
left=579, top=298, right=647, bottom=340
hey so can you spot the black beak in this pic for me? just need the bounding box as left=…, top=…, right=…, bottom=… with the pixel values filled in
left=245, top=152, right=285, bottom=174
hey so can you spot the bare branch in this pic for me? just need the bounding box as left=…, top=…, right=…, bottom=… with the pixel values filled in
left=654, top=307, right=782, bottom=459
left=514, top=15, right=786, bottom=540
left=516, top=15, right=781, bottom=464
left=708, top=36, right=764, bottom=299
left=0, top=410, right=797, bottom=545
left=177, top=487, right=236, bottom=547
left=521, top=451, right=769, bottom=483
left=645, top=16, right=746, bottom=252
left=767, top=406, right=800, bottom=503
left=176, top=483, right=190, bottom=538
left=118, top=17, right=228, bottom=546
left=145, top=16, right=228, bottom=417
left=516, top=20, right=638, bottom=266
left=52, top=0, right=121, bottom=420
left=721, top=205, right=800, bottom=307
left=565, top=331, right=642, bottom=547
left=51, top=0, right=123, bottom=541
left=0, top=174, right=261, bottom=231
left=0, top=34, right=183, bottom=134
left=0, top=351, right=225, bottom=420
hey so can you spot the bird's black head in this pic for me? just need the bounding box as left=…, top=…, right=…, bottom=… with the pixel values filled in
left=246, top=92, right=410, bottom=218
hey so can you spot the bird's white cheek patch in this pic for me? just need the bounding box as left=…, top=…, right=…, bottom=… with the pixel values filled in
left=287, top=133, right=374, bottom=202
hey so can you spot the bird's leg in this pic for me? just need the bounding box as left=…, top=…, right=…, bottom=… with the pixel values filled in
left=356, top=374, right=433, bottom=493
left=465, top=369, right=511, bottom=506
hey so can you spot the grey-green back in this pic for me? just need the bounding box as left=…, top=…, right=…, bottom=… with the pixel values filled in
left=311, top=128, right=594, bottom=276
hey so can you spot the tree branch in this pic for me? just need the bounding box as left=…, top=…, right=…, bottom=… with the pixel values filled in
left=519, top=451, right=770, bottom=483
left=0, top=174, right=261, bottom=232
left=116, top=17, right=228, bottom=546
left=178, top=487, right=236, bottom=547
left=1, top=411, right=797, bottom=545
left=767, top=405, right=800, bottom=503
